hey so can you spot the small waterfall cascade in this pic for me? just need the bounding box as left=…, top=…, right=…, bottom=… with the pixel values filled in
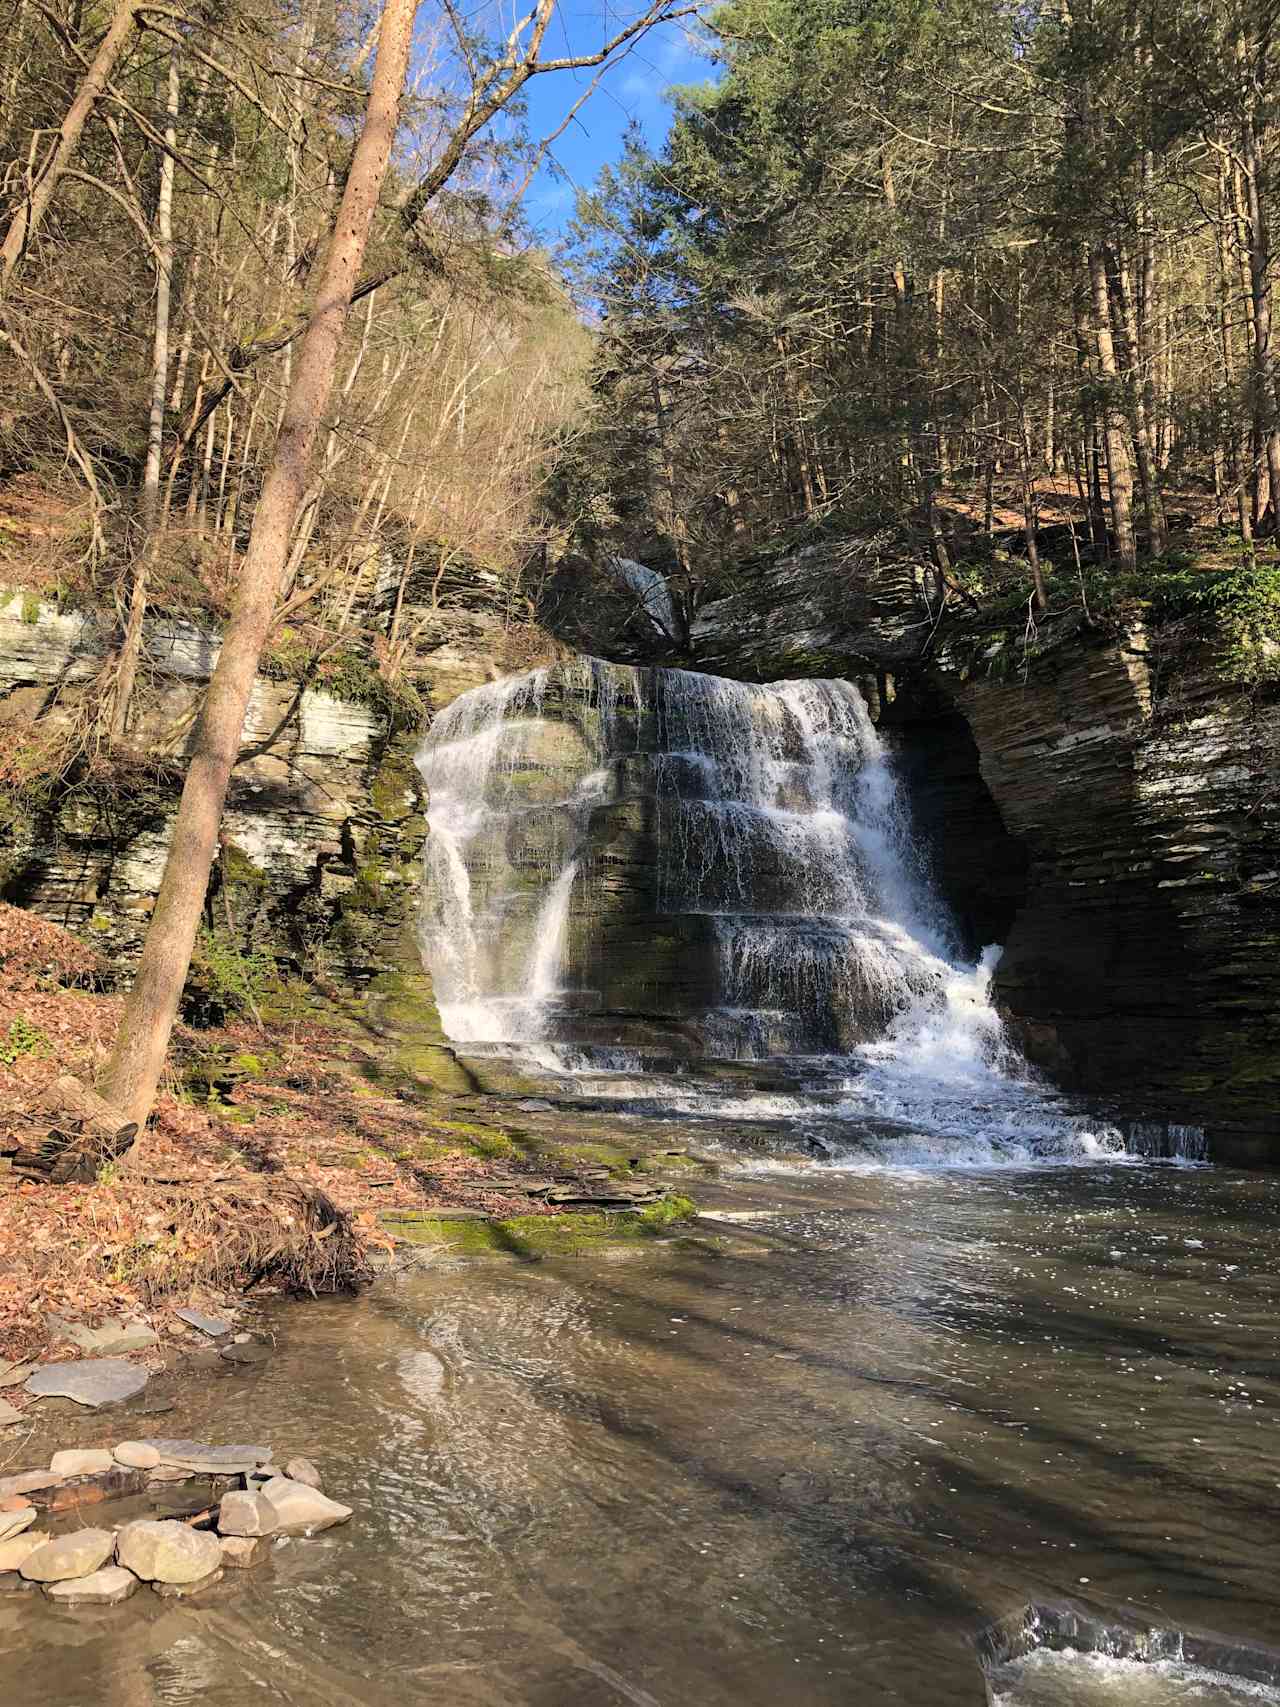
left=416, top=658, right=1130, bottom=1161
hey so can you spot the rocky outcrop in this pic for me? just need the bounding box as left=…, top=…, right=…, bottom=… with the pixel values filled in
left=951, top=631, right=1279, bottom=1162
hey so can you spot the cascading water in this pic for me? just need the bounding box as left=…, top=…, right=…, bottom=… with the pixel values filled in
left=416, top=657, right=1129, bottom=1163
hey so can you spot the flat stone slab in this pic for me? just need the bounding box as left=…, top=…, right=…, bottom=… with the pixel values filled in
left=113, top=1441, right=161, bottom=1470
left=46, top=1315, right=158, bottom=1356
left=174, top=1308, right=233, bottom=1339
left=219, top=1341, right=270, bottom=1366
left=0, top=1399, right=21, bottom=1426
left=142, top=1439, right=273, bottom=1475
left=0, top=1508, right=37, bottom=1544
left=46, top=1565, right=139, bottom=1606
left=0, top=1361, right=36, bottom=1389
left=25, top=1359, right=149, bottom=1409
left=20, top=1528, right=114, bottom=1583
left=117, top=1520, right=222, bottom=1585
left=153, top=1565, right=223, bottom=1598
left=0, top=1533, right=49, bottom=1572
left=0, top=1471, right=60, bottom=1499
left=49, top=1450, right=115, bottom=1478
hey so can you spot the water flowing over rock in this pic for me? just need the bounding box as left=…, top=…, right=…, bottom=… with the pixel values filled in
left=417, top=657, right=1124, bottom=1162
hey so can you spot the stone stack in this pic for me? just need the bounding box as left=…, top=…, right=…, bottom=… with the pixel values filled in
left=0, top=1439, right=351, bottom=1606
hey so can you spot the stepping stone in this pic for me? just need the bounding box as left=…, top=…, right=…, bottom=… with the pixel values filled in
left=218, top=1535, right=261, bottom=1569
left=25, top=1359, right=148, bottom=1409
left=0, top=1471, right=60, bottom=1499
left=113, top=1442, right=160, bottom=1470
left=219, top=1341, right=269, bottom=1367
left=153, top=1565, right=223, bottom=1598
left=20, top=1528, right=114, bottom=1582
left=142, top=1439, right=273, bottom=1475
left=283, top=1457, right=322, bottom=1491
left=259, top=1476, right=352, bottom=1535
left=216, top=1491, right=277, bottom=1538
left=49, top=1450, right=114, bottom=1478
left=174, top=1308, right=233, bottom=1339
left=45, top=1565, right=138, bottom=1606
left=116, top=1519, right=223, bottom=1584
left=45, top=1315, right=158, bottom=1356
left=0, top=1508, right=37, bottom=1543
left=0, top=1533, right=48, bottom=1572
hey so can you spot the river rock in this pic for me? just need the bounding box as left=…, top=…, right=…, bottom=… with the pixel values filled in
left=25, top=1359, right=148, bottom=1408
left=49, top=1450, right=115, bottom=1478
left=283, top=1457, right=323, bottom=1491
left=0, top=1532, right=48, bottom=1572
left=0, top=1507, right=37, bottom=1543
left=116, top=1520, right=223, bottom=1584
left=152, top=1565, right=223, bottom=1598
left=146, top=1466, right=193, bottom=1484
left=0, top=1471, right=60, bottom=1499
left=216, top=1490, right=278, bottom=1538
left=218, top=1535, right=262, bottom=1569
left=174, top=1307, right=232, bottom=1339
left=45, top=1315, right=158, bottom=1357
left=113, top=1441, right=161, bottom=1470
left=143, top=1439, right=273, bottom=1474
left=45, top=1565, right=139, bottom=1606
left=20, top=1528, right=114, bottom=1582
left=220, top=1341, right=270, bottom=1366
left=259, top=1476, right=352, bottom=1535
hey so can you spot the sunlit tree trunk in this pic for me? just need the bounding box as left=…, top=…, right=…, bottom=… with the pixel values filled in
left=101, top=0, right=419, bottom=1132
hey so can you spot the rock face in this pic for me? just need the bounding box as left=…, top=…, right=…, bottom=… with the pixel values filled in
left=949, top=632, right=1280, bottom=1161
left=116, top=1519, right=223, bottom=1584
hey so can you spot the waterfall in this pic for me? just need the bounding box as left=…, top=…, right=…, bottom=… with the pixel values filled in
left=416, top=658, right=1128, bottom=1161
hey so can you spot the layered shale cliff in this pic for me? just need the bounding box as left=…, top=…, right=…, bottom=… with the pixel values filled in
left=684, top=542, right=1280, bottom=1162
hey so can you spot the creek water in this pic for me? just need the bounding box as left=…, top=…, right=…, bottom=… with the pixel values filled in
left=6, top=1153, right=1280, bottom=1707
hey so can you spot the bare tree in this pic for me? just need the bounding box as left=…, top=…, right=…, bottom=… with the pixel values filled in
left=101, top=0, right=420, bottom=1129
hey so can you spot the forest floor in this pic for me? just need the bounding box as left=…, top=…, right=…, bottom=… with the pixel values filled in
left=0, top=903, right=707, bottom=1397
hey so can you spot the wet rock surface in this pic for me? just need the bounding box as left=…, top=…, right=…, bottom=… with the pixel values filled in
left=20, top=1530, right=114, bottom=1583
left=25, top=1360, right=148, bottom=1409
left=115, top=1520, right=224, bottom=1584
left=44, top=1566, right=138, bottom=1606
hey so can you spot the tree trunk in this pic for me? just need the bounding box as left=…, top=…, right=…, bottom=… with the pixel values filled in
left=100, top=0, right=419, bottom=1132
left=0, top=0, right=143, bottom=291
left=1239, top=72, right=1280, bottom=529
left=1087, top=245, right=1137, bottom=568
left=110, top=46, right=179, bottom=744
left=1112, top=245, right=1168, bottom=552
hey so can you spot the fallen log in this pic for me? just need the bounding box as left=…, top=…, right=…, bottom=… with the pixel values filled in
left=12, top=1074, right=138, bottom=1183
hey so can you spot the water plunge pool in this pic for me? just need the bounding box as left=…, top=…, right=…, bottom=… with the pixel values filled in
left=6, top=1154, right=1279, bottom=1706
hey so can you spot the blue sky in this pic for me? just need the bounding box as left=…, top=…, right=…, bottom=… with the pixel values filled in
left=514, top=8, right=714, bottom=239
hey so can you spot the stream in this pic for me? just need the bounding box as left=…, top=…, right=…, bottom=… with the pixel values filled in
left=6, top=1152, right=1280, bottom=1705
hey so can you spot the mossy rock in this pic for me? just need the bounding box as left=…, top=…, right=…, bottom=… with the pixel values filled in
left=377, top=1199, right=698, bottom=1258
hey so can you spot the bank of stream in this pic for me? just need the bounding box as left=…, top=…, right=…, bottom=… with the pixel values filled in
left=5, top=1145, right=1279, bottom=1706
